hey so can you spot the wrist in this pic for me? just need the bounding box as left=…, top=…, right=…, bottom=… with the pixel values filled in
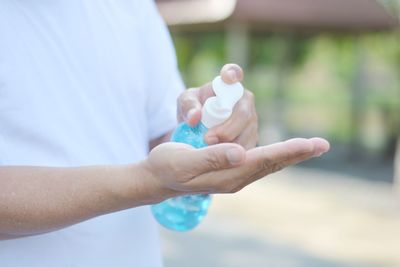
left=113, top=161, right=175, bottom=208
left=137, top=160, right=178, bottom=203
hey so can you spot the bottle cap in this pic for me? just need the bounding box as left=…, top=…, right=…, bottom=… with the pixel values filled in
left=201, top=76, right=244, bottom=128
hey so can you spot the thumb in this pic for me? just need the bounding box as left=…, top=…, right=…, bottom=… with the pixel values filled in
left=181, top=143, right=246, bottom=175
left=220, top=64, right=244, bottom=84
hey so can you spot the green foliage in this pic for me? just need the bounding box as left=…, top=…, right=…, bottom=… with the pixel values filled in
left=171, top=30, right=400, bottom=155
left=249, top=33, right=312, bottom=68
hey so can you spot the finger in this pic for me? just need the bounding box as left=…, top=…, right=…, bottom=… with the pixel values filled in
left=205, top=90, right=256, bottom=144
left=177, top=89, right=202, bottom=126
left=309, top=137, right=331, bottom=156
left=233, top=122, right=258, bottom=150
left=220, top=64, right=244, bottom=84
left=179, top=143, right=246, bottom=176
left=178, top=83, right=218, bottom=126
left=245, top=138, right=330, bottom=179
left=197, top=83, right=215, bottom=104
left=224, top=139, right=322, bottom=194
left=248, top=138, right=315, bottom=167
left=186, top=138, right=329, bottom=193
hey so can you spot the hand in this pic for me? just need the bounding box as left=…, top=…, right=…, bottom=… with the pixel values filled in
left=177, top=64, right=258, bottom=150
left=143, top=138, right=329, bottom=199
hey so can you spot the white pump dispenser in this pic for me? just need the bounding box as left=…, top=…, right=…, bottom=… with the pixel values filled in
left=201, top=76, right=244, bottom=128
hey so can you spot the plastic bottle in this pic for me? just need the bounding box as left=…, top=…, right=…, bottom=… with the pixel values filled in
left=151, top=75, right=244, bottom=231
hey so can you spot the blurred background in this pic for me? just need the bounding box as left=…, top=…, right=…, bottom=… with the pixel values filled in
left=156, top=0, right=400, bottom=266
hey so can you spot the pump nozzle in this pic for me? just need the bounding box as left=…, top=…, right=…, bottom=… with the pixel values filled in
left=212, top=76, right=244, bottom=109
left=201, top=76, right=244, bottom=128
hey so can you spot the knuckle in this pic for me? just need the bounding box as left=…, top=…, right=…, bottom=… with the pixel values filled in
left=239, top=104, right=252, bottom=121
left=177, top=90, right=188, bottom=103
left=250, top=159, right=284, bottom=180
left=178, top=88, right=197, bottom=105
left=205, top=151, right=224, bottom=170
left=180, top=97, right=193, bottom=108
left=236, top=100, right=255, bottom=123
left=260, top=158, right=283, bottom=173
left=245, top=90, right=255, bottom=103
left=271, top=162, right=284, bottom=173
left=261, top=158, right=272, bottom=171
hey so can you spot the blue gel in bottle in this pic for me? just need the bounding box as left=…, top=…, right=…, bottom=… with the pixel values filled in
left=151, top=122, right=212, bottom=231
left=151, top=76, right=244, bottom=231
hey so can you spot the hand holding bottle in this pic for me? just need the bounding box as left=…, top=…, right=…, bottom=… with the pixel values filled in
left=150, top=63, right=329, bottom=231
left=151, top=64, right=254, bottom=230
left=177, top=64, right=258, bottom=150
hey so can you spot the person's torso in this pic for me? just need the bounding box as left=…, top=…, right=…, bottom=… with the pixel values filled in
left=0, top=1, right=163, bottom=266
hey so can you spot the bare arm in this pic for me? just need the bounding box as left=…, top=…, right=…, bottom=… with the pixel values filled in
left=0, top=129, right=172, bottom=240
left=0, top=163, right=158, bottom=240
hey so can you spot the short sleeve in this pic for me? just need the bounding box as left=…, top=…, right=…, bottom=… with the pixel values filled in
left=142, top=0, right=185, bottom=141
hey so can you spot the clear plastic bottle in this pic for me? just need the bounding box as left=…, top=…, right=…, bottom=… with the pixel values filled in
left=151, top=76, right=244, bottom=231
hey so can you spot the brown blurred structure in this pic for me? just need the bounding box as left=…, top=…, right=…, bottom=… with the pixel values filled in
left=157, top=0, right=399, bottom=32
left=156, top=0, right=398, bottom=73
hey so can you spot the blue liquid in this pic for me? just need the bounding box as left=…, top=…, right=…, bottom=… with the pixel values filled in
left=151, top=122, right=212, bottom=231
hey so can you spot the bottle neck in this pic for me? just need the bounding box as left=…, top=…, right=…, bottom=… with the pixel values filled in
left=201, top=97, right=232, bottom=128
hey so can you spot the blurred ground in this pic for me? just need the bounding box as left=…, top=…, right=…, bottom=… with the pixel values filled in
left=160, top=166, right=400, bottom=267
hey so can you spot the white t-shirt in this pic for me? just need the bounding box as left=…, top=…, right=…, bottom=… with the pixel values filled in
left=0, top=1, right=183, bottom=266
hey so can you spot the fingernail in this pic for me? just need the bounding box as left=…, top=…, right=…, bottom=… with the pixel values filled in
left=226, top=148, right=244, bottom=165
left=228, top=69, right=237, bottom=82
left=206, top=136, right=219, bottom=145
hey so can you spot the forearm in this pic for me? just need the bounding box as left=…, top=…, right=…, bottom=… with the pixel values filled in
left=0, top=163, right=161, bottom=239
